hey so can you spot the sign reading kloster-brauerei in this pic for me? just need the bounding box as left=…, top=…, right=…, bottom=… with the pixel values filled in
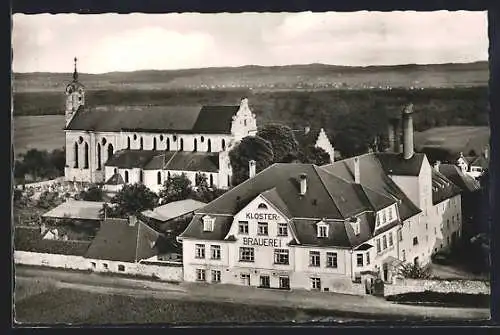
left=245, top=213, right=279, bottom=220
left=242, top=237, right=282, bottom=247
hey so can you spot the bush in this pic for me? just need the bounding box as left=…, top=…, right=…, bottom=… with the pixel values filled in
left=397, top=262, right=432, bottom=279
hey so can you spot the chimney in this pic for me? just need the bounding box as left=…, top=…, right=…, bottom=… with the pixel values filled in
left=402, top=103, right=414, bottom=160
left=354, top=157, right=360, bottom=183
left=434, top=160, right=441, bottom=172
left=249, top=160, right=256, bottom=179
left=304, top=126, right=311, bottom=135
left=128, top=215, right=137, bottom=227
left=299, top=173, right=307, bottom=195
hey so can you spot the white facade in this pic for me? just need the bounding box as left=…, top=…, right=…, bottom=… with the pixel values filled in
left=315, top=128, right=335, bottom=163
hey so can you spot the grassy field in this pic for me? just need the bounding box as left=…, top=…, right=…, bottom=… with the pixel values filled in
left=14, top=285, right=330, bottom=324
left=13, top=115, right=65, bottom=157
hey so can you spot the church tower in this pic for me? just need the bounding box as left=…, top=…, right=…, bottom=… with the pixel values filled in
left=65, top=57, right=85, bottom=126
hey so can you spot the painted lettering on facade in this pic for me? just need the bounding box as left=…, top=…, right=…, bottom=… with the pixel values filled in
left=242, top=237, right=282, bottom=248
left=245, top=213, right=279, bottom=220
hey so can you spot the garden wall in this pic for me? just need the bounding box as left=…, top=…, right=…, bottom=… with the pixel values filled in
left=385, top=278, right=490, bottom=296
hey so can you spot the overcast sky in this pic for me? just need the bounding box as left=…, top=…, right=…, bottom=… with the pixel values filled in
left=12, top=11, right=488, bottom=73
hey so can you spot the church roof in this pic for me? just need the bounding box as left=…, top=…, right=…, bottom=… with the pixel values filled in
left=65, top=105, right=239, bottom=134
left=105, top=149, right=220, bottom=172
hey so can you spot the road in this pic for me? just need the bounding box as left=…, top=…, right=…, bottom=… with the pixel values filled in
left=14, top=266, right=490, bottom=322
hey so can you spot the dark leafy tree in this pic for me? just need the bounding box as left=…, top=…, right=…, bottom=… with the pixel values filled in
left=257, top=124, right=299, bottom=163
left=158, top=173, right=193, bottom=205
left=190, top=173, right=227, bottom=203
left=79, top=185, right=104, bottom=202
left=37, top=191, right=64, bottom=210
left=397, top=262, right=432, bottom=279
left=101, top=183, right=159, bottom=219
left=299, top=145, right=331, bottom=166
left=229, top=135, right=274, bottom=186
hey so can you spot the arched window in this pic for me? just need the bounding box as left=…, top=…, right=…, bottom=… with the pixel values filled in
left=258, top=203, right=268, bottom=209
left=140, top=137, right=144, bottom=150
left=114, top=168, right=118, bottom=174
left=74, top=142, right=79, bottom=168
left=157, top=171, right=162, bottom=185
left=167, top=171, right=171, bottom=179
left=207, top=139, right=212, bottom=152
left=124, top=171, right=129, bottom=183
left=166, top=138, right=170, bottom=151
left=153, top=138, right=157, bottom=151
left=107, top=144, right=114, bottom=161
left=97, top=143, right=102, bottom=170
left=222, top=139, right=226, bottom=151
left=209, top=174, right=214, bottom=187
left=193, top=138, right=198, bottom=152
left=139, top=170, right=144, bottom=183
left=102, top=138, right=107, bottom=146
left=127, top=137, right=131, bottom=149
left=179, top=138, right=184, bottom=151
left=84, top=142, right=89, bottom=169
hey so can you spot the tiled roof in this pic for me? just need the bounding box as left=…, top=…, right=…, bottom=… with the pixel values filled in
left=438, top=164, right=481, bottom=193
left=105, top=172, right=125, bottom=185
left=141, top=199, right=206, bottom=222
left=432, top=170, right=462, bottom=205
left=375, top=152, right=425, bottom=176
left=180, top=163, right=399, bottom=247
left=66, top=104, right=238, bottom=134
left=84, top=218, right=159, bottom=262
left=14, top=226, right=91, bottom=256
left=322, top=154, right=422, bottom=221
left=105, top=150, right=220, bottom=172
left=41, top=200, right=105, bottom=220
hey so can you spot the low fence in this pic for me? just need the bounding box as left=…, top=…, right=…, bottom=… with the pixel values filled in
left=385, top=278, right=490, bottom=296
left=16, top=177, right=66, bottom=190
left=14, top=250, right=183, bottom=282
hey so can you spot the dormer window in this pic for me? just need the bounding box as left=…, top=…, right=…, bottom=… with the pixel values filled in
left=316, top=221, right=329, bottom=238
left=382, top=210, right=387, bottom=223
left=350, top=217, right=361, bottom=235
left=388, top=207, right=393, bottom=221
left=202, top=215, right=215, bottom=232
left=257, top=203, right=268, bottom=210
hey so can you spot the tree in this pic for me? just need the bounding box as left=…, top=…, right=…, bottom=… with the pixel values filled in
left=37, top=191, right=64, bottom=210
left=229, top=135, right=274, bottom=186
left=102, top=183, right=159, bottom=219
left=397, top=262, right=432, bottom=279
left=299, top=145, right=331, bottom=166
left=190, top=173, right=227, bottom=203
left=79, top=185, right=104, bottom=202
left=158, top=173, right=193, bottom=205
left=257, top=124, right=299, bottom=163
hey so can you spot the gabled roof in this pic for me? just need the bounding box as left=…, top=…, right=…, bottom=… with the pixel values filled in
left=105, top=172, right=125, bottom=185
left=84, top=219, right=159, bottom=262
left=432, top=170, right=462, bottom=205
left=105, top=150, right=220, bottom=172
left=179, top=214, right=233, bottom=241
left=438, top=164, right=481, bottom=193
left=375, top=152, right=425, bottom=176
left=141, top=199, right=206, bottom=222
left=41, top=200, right=104, bottom=220
left=65, top=104, right=238, bottom=134
left=322, top=154, right=421, bottom=221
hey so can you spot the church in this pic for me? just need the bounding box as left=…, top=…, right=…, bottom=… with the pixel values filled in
left=63, top=58, right=258, bottom=192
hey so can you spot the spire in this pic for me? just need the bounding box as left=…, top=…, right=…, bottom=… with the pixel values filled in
left=73, top=57, right=78, bottom=81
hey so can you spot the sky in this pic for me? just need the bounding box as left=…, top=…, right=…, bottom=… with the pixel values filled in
left=12, top=11, right=488, bottom=73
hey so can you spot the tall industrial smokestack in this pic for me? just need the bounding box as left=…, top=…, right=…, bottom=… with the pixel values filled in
left=402, top=103, right=414, bottom=160
left=249, top=160, right=256, bottom=179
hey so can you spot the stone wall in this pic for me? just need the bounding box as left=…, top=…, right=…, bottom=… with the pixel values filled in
left=385, top=277, right=490, bottom=296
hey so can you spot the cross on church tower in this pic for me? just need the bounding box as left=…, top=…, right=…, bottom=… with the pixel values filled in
left=73, top=57, right=79, bottom=81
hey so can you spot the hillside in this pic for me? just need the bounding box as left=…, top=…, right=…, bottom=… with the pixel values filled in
left=13, top=62, right=489, bottom=93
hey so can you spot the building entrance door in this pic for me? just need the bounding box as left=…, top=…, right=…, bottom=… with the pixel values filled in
left=279, top=276, right=290, bottom=290
left=260, top=275, right=270, bottom=288
left=240, top=273, right=251, bottom=286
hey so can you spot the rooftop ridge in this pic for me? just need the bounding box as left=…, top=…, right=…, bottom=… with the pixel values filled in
left=312, top=165, right=345, bottom=219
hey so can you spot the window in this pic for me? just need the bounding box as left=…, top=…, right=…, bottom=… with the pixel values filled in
left=222, top=139, right=226, bottom=151
left=240, top=273, right=251, bottom=285
left=352, top=219, right=360, bottom=235
left=274, top=249, right=289, bottom=265
left=203, top=215, right=215, bottom=232
left=238, top=221, right=249, bottom=234
left=179, top=138, right=184, bottom=151
left=382, top=235, right=388, bottom=250
left=326, top=252, right=338, bottom=268
left=103, top=263, right=109, bottom=270
left=139, top=170, right=144, bottom=183
left=153, top=138, right=157, bottom=150
left=207, top=139, right=212, bottom=152
left=127, top=137, right=131, bottom=149
left=398, top=230, right=403, bottom=242
left=97, top=143, right=102, bottom=170
left=140, top=137, right=144, bottom=150
left=260, top=275, right=270, bottom=288
left=311, top=277, right=321, bottom=290
left=279, top=276, right=290, bottom=289
left=402, top=250, right=406, bottom=261
left=160, top=135, right=164, bottom=141
left=257, top=203, right=268, bottom=209
left=195, top=244, right=205, bottom=259
left=366, top=252, right=370, bottom=265
left=447, top=219, right=450, bottom=229
left=211, top=270, right=221, bottom=283
left=211, top=245, right=221, bottom=260
left=118, top=264, right=125, bottom=272
left=257, top=222, right=268, bottom=236
left=376, top=238, right=381, bottom=253
left=382, top=210, right=387, bottom=223
left=413, top=237, right=419, bottom=246
left=84, top=142, right=89, bottom=168
left=124, top=171, right=129, bottom=183
left=196, top=269, right=206, bottom=282
left=157, top=171, right=162, bottom=185
left=74, top=142, right=79, bottom=168
left=317, top=225, right=328, bottom=238
left=388, top=207, right=393, bottom=221
left=133, top=134, right=137, bottom=140
left=239, top=247, right=254, bottom=262
left=166, top=138, right=170, bottom=150
left=193, top=138, right=198, bottom=152
left=388, top=232, right=393, bottom=247
left=278, top=223, right=288, bottom=237
left=309, top=251, right=320, bottom=267
left=209, top=174, right=214, bottom=187
left=356, top=253, right=364, bottom=267
left=90, top=262, right=96, bottom=269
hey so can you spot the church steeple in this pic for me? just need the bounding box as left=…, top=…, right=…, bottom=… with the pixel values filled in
left=73, top=57, right=79, bottom=81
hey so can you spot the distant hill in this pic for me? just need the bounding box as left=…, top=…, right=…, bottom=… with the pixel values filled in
left=13, top=62, right=489, bottom=93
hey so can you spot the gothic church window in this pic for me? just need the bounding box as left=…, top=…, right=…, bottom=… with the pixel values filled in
left=127, top=137, right=131, bottom=149
left=107, top=144, right=114, bottom=161
left=84, top=142, right=89, bottom=169
left=157, top=171, right=162, bottom=185
left=74, top=142, right=79, bottom=168
left=140, top=137, right=144, bottom=150
left=179, top=138, right=184, bottom=151
left=153, top=138, right=157, bottom=151
left=194, top=139, right=198, bottom=152
left=207, top=139, right=212, bottom=152
left=222, top=139, right=226, bottom=151
left=97, top=143, right=102, bottom=170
